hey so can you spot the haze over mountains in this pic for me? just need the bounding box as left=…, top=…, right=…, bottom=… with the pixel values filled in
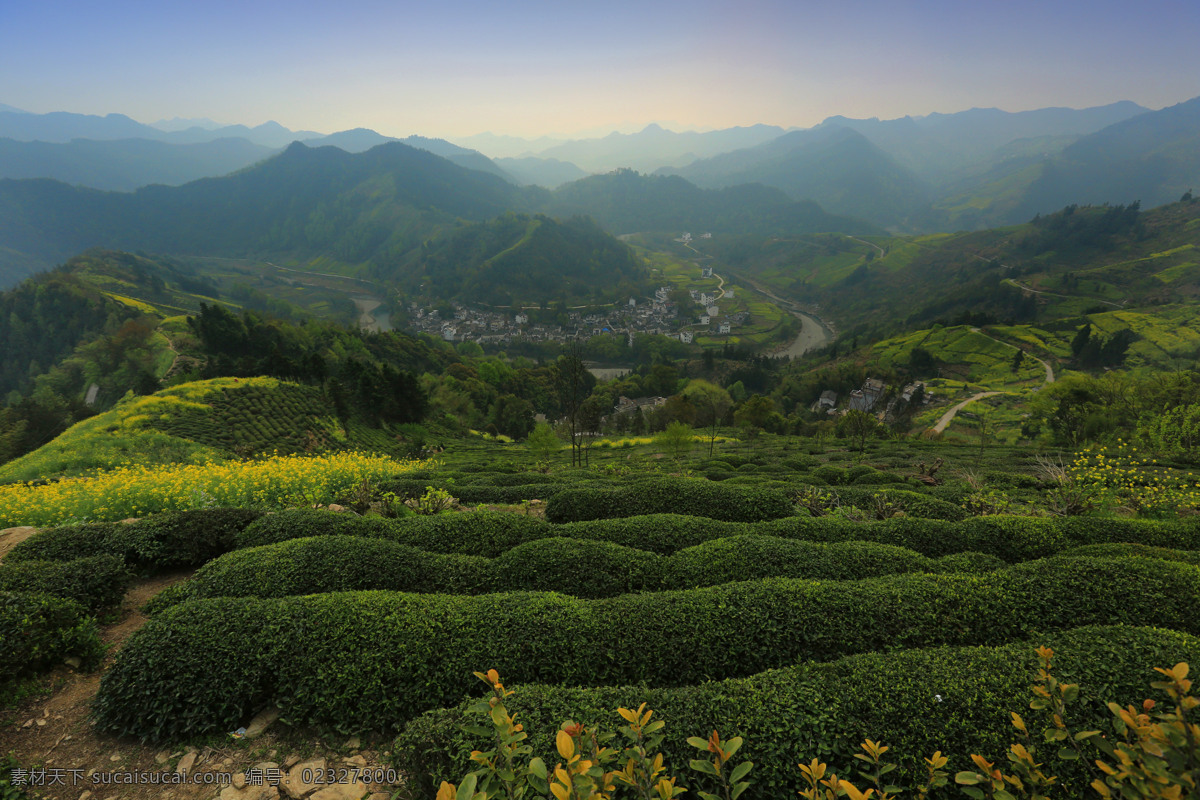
left=2, top=95, right=1199, bottom=290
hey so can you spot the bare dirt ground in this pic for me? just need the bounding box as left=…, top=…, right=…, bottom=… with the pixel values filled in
left=2, top=574, right=400, bottom=800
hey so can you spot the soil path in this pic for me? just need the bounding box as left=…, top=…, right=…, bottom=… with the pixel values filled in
left=930, top=391, right=1004, bottom=434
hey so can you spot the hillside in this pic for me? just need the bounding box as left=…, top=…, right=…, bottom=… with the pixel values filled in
left=0, top=376, right=416, bottom=483
left=395, top=214, right=651, bottom=306
left=0, top=136, right=276, bottom=191
left=544, top=168, right=880, bottom=236
left=0, top=141, right=539, bottom=285
left=720, top=198, right=1200, bottom=342
left=664, top=126, right=932, bottom=229
left=0, top=250, right=454, bottom=467
left=934, top=98, right=1200, bottom=228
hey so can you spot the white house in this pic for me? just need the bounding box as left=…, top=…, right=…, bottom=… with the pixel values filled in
left=718, top=321, right=731, bottom=334
left=699, top=314, right=710, bottom=325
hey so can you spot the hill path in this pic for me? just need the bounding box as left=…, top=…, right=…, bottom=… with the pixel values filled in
left=929, top=391, right=1004, bottom=434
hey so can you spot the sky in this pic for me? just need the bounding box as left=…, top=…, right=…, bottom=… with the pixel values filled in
left=2, top=0, right=1198, bottom=140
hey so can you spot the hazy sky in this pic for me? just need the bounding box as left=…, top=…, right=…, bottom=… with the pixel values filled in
left=2, top=0, right=1198, bottom=139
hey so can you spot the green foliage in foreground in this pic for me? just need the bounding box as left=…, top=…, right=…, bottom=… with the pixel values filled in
left=94, top=557, right=1200, bottom=741
left=395, top=626, right=1200, bottom=798
left=0, top=591, right=103, bottom=683
left=147, top=534, right=1004, bottom=610
left=0, top=555, right=131, bottom=612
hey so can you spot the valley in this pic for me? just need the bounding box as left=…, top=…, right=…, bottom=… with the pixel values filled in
left=3, top=91, right=1200, bottom=800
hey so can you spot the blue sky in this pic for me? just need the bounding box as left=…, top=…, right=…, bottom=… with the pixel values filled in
left=1, top=0, right=1197, bottom=138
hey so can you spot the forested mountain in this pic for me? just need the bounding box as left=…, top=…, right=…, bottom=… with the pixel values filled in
left=531, top=123, right=788, bottom=172
left=395, top=214, right=650, bottom=306
left=0, top=109, right=322, bottom=147
left=663, top=127, right=931, bottom=229
left=0, top=136, right=276, bottom=191
left=817, top=101, right=1148, bottom=187
left=495, top=156, right=588, bottom=188
left=727, top=198, right=1200, bottom=344
left=544, top=168, right=880, bottom=235
left=0, top=141, right=540, bottom=284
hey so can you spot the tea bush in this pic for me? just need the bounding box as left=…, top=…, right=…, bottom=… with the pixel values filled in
left=94, top=557, right=1200, bottom=741
left=545, top=478, right=795, bottom=523
left=151, top=534, right=1004, bottom=609
left=1, top=592, right=103, bottom=681
left=394, top=625, right=1200, bottom=798
left=8, top=508, right=263, bottom=571
left=0, top=556, right=131, bottom=612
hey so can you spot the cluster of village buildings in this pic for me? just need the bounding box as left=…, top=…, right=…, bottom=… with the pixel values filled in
left=812, top=378, right=933, bottom=418
left=405, top=279, right=747, bottom=346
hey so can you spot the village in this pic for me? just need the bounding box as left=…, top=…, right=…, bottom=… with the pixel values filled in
left=404, top=266, right=750, bottom=347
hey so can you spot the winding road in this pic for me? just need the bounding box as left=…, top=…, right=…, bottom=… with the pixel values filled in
left=930, top=392, right=1004, bottom=434
left=925, top=328, right=1056, bottom=436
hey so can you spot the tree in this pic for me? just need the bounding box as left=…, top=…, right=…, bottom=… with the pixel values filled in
left=490, top=394, right=534, bottom=440
left=525, top=422, right=562, bottom=463
left=552, top=342, right=594, bottom=467
left=655, top=420, right=694, bottom=460
left=681, top=379, right=733, bottom=456
left=734, top=394, right=776, bottom=444
left=909, top=347, right=936, bottom=377
left=837, top=409, right=879, bottom=455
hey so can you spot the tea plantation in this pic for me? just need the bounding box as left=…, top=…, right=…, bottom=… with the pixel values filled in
left=4, top=445, right=1200, bottom=798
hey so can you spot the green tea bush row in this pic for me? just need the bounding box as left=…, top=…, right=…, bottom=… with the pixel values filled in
left=394, top=625, right=1200, bottom=799
left=234, top=508, right=1200, bottom=564
left=544, top=477, right=795, bottom=523
left=0, top=555, right=131, bottom=612
left=149, top=534, right=1003, bottom=609
left=1, top=592, right=103, bottom=681
left=1058, top=542, right=1200, bottom=565
left=7, top=509, right=264, bottom=571
left=235, top=509, right=548, bottom=557
left=94, top=557, right=1200, bottom=741
left=829, top=487, right=967, bottom=520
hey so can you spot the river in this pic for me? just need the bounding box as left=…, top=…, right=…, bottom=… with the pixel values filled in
left=352, top=296, right=392, bottom=332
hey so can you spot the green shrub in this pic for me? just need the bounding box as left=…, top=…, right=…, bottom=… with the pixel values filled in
left=7, top=509, right=263, bottom=571
left=0, top=556, right=131, bottom=612
left=147, top=536, right=491, bottom=612
left=832, top=488, right=968, bottom=521
left=545, top=478, right=795, bottom=524
left=1058, top=542, right=1200, bottom=566
left=94, top=558, right=1200, bottom=741
left=394, top=626, right=1200, bottom=798
left=927, top=551, right=1009, bottom=574
left=782, top=455, right=819, bottom=470
left=1, top=592, right=102, bottom=681
left=451, top=483, right=569, bottom=504
left=236, top=508, right=551, bottom=558
left=234, top=508, right=395, bottom=547
left=666, top=536, right=932, bottom=585
left=5, top=523, right=125, bottom=563
left=812, top=466, right=851, bottom=485
left=153, top=533, right=973, bottom=607
left=554, top=514, right=748, bottom=554
left=851, top=471, right=905, bottom=485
